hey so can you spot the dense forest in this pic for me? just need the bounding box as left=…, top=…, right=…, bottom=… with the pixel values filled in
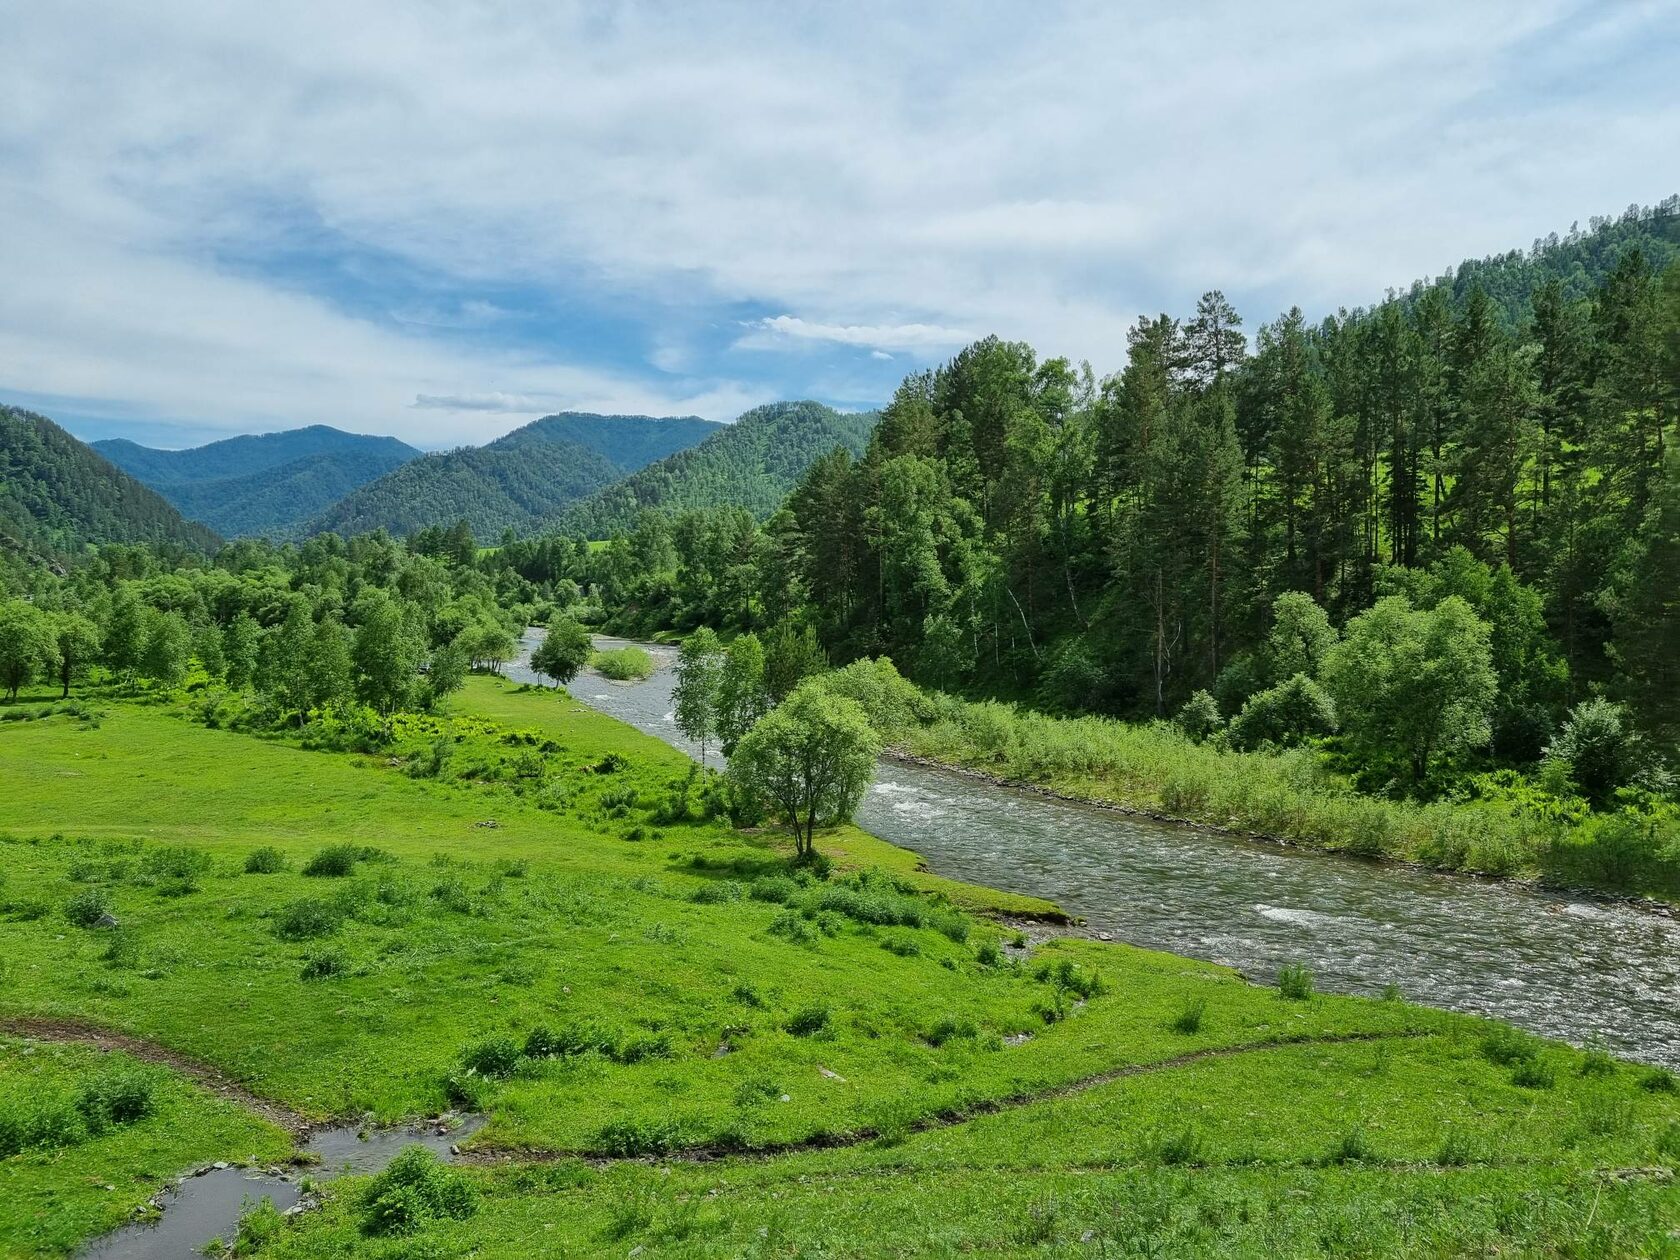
left=514, top=206, right=1679, bottom=810
left=302, top=413, right=720, bottom=540
left=551, top=401, right=880, bottom=538
left=97, top=425, right=421, bottom=538
left=0, top=407, right=221, bottom=573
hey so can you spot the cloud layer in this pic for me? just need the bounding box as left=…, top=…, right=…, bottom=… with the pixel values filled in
left=2, top=1, right=1675, bottom=446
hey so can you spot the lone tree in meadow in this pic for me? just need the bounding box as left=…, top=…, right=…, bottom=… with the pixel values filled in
left=530, top=618, right=592, bottom=687
left=728, top=685, right=881, bottom=858
left=673, top=627, right=724, bottom=765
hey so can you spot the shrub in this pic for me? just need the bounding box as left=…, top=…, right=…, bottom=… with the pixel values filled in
left=1034, top=958, right=1105, bottom=1000
left=1479, top=1026, right=1537, bottom=1067
left=1638, top=1067, right=1678, bottom=1093
left=273, top=898, right=342, bottom=941
left=615, top=1033, right=674, bottom=1064
left=244, top=846, right=288, bottom=875
left=235, top=1199, right=287, bottom=1252
left=300, top=947, right=350, bottom=981
left=1169, top=998, right=1207, bottom=1034
left=593, top=1115, right=683, bottom=1157
left=689, top=880, right=744, bottom=905
left=1230, top=674, right=1338, bottom=751
left=591, top=646, right=655, bottom=681
left=1147, top=1127, right=1204, bottom=1166
left=767, top=910, right=818, bottom=945
left=1276, top=963, right=1314, bottom=1001
left=1435, top=1130, right=1475, bottom=1167
left=878, top=934, right=921, bottom=958
left=783, top=1005, right=830, bottom=1037
left=76, top=1068, right=155, bottom=1130
left=63, top=888, right=111, bottom=928
left=1326, top=1126, right=1377, bottom=1164
left=524, top=1023, right=613, bottom=1059
left=1175, top=690, right=1222, bottom=742
left=925, top=1017, right=977, bottom=1046
left=1579, top=1043, right=1618, bottom=1078
left=974, top=939, right=1002, bottom=967
left=140, top=845, right=213, bottom=894
left=458, top=1036, right=521, bottom=1079
left=302, top=844, right=362, bottom=878
left=360, top=1147, right=477, bottom=1237
left=1511, top=1058, right=1555, bottom=1089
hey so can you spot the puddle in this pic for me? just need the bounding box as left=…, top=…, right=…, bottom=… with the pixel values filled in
left=82, top=1116, right=483, bottom=1259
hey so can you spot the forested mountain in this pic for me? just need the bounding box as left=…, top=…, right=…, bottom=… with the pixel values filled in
left=552, top=401, right=879, bottom=538
left=540, top=204, right=1680, bottom=775
left=0, top=406, right=221, bottom=569
left=304, top=439, right=623, bottom=539
left=94, top=425, right=420, bottom=538
left=302, top=412, right=719, bottom=539
left=1408, top=197, right=1680, bottom=326
left=490, top=412, right=720, bottom=464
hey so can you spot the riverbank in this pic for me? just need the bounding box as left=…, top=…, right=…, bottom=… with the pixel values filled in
left=804, top=658, right=1680, bottom=904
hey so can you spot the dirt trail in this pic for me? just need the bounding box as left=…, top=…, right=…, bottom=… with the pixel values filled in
left=466, top=1027, right=1435, bottom=1165
left=0, top=1014, right=314, bottom=1137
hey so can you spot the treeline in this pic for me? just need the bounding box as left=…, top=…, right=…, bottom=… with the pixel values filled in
left=517, top=212, right=1679, bottom=813
left=0, top=533, right=541, bottom=722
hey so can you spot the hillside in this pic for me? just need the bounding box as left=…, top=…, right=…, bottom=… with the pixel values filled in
left=302, top=412, right=719, bottom=539
left=552, top=400, right=879, bottom=537
left=94, top=425, right=420, bottom=537
left=0, top=405, right=221, bottom=564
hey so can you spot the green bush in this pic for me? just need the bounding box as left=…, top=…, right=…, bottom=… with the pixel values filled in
left=273, top=897, right=342, bottom=941
left=591, top=646, right=655, bottom=681
left=1276, top=963, right=1314, bottom=1001
left=1170, top=998, right=1207, bottom=1034
left=63, top=888, right=112, bottom=928
left=302, top=844, right=363, bottom=878
left=244, top=846, right=288, bottom=875
left=300, top=947, right=350, bottom=980
left=783, top=1005, right=830, bottom=1037
left=458, top=1036, right=521, bottom=1079
left=360, top=1147, right=477, bottom=1237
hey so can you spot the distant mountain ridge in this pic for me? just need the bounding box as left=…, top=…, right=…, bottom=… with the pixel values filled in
left=299, top=411, right=723, bottom=539
left=1, top=405, right=222, bottom=563
left=552, top=401, right=879, bottom=538
left=95, top=424, right=421, bottom=537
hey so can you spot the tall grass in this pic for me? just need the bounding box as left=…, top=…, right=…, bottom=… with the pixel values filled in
left=813, top=660, right=1680, bottom=896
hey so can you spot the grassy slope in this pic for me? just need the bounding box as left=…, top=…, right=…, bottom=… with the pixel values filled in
left=0, top=679, right=1676, bottom=1255
left=0, top=1038, right=291, bottom=1258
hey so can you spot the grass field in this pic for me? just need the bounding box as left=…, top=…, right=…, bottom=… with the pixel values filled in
left=1, top=676, right=1677, bottom=1256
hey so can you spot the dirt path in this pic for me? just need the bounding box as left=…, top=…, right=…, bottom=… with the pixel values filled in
left=0, top=1014, right=314, bottom=1137
left=466, top=1027, right=1435, bottom=1165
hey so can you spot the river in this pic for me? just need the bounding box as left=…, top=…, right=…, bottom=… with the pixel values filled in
left=514, top=630, right=1680, bottom=1068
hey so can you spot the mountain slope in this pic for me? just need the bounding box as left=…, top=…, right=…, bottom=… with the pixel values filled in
left=94, top=424, right=419, bottom=485
left=490, top=412, right=720, bottom=465
left=94, top=425, right=421, bottom=537
left=302, top=412, right=720, bottom=539
left=1, top=405, right=221, bottom=563
left=304, top=440, right=625, bottom=539
left=551, top=401, right=880, bottom=538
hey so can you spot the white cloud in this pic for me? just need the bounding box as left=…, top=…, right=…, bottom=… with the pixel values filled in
left=0, top=1, right=1675, bottom=442
left=739, top=316, right=975, bottom=354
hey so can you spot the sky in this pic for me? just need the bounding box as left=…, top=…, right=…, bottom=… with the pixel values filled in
left=1, top=2, right=1677, bottom=450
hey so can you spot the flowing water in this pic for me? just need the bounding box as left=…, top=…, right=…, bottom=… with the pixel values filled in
left=516, top=630, right=1680, bottom=1068
left=82, top=1117, right=481, bottom=1260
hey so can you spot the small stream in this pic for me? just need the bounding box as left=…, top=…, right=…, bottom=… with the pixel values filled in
left=82, top=1117, right=481, bottom=1260
left=516, top=629, right=1680, bottom=1069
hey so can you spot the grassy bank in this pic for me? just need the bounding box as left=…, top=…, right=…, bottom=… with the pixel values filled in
left=809, top=659, right=1680, bottom=901
left=1, top=678, right=1678, bottom=1255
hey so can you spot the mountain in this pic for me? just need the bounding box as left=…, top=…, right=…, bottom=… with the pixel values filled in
left=1, top=405, right=221, bottom=566
left=551, top=401, right=880, bottom=538
left=1405, top=196, right=1680, bottom=327
left=301, top=412, right=720, bottom=539
left=94, top=425, right=421, bottom=537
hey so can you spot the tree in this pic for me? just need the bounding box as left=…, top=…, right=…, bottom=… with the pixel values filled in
left=306, top=617, right=355, bottom=710
left=141, top=611, right=192, bottom=687
left=425, top=640, right=469, bottom=707
left=353, top=593, right=424, bottom=713
left=762, top=623, right=826, bottom=702
left=49, top=611, right=101, bottom=698
left=1265, top=591, right=1338, bottom=681
left=1175, top=689, right=1222, bottom=742
left=1230, top=673, right=1338, bottom=750
left=715, top=632, right=768, bottom=756
left=0, top=599, right=50, bottom=699
left=1610, top=453, right=1680, bottom=745
left=672, top=627, right=724, bottom=765
left=463, top=620, right=517, bottom=675
left=102, top=585, right=147, bottom=682
left=223, top=614, right=261, bottom=691
left=1321, top=595, right=1497, bottom=790
left=727, top=686, right=882, bottom=857
left=259, top=603, right=314, bottom=718
left=530, top=619, right=592, bottom=687
left=1543, top=698, right=1637, bottom=808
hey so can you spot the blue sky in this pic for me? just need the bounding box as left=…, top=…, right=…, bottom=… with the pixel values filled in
left=1, top=1, right=1677, bottom=450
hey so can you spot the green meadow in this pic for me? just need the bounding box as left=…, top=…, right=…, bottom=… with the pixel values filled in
left=1, top=676, right=1677, bottom=1256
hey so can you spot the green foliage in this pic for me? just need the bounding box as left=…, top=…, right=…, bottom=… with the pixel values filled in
left=360, top=1147, right=477, bottom=1237
left=1543, top=698, right=1638, bottom=807
left=1229, top=674, right=1337, bottom=750
left=728, top=684, right=881, bottom=855
left=1276, top=963, right=1314, bottom=1001
left=590, top=644, right=655, bottom=681
left=531, top=618, right=593, bottom=686
left=1174, top=690, right=1222, bottom=742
